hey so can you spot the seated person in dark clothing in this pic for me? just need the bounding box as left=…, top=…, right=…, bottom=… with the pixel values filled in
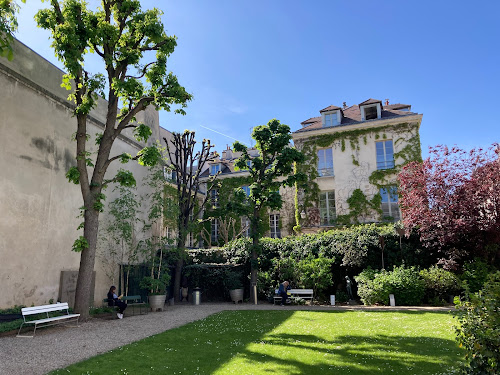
left=278, top=281, right=291, bottom=306
left=107, top=286, right=127, bottom=319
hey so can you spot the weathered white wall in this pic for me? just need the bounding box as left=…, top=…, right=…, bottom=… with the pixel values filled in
left=0, top=40, right=158, bottom=308
left=293, top=116, right=422, bottom=228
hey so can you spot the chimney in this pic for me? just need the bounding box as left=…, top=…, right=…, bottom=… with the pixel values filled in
left=384, top=99, right=389, bottom=106
left=342, top=102, right=347, bottom=109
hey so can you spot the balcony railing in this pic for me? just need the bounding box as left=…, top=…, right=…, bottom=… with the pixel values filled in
left=318, top=168, right=334, bottom=177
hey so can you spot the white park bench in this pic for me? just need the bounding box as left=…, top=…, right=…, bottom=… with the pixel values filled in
left=17, top=302, right=80, bottom=337
left=273, top=288, right=314, bottom=304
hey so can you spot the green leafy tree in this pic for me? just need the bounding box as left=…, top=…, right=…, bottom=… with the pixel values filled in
left=0, top=0, right=25, bottom=60
left=164, top=130, right=218, bottom=301
left=232, top=119, right=305, bottom=303
left=455, top=272, right=500, bottom=375
left=36, top=0, right=191, bottom=319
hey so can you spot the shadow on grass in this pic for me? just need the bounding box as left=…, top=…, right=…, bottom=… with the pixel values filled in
left=51, top=310, right=462, bottom=375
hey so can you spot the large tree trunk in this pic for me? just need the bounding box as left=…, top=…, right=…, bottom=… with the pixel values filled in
left=74, top=209, right=99, bottom=321
left=173, top=257, right=184, bottom=302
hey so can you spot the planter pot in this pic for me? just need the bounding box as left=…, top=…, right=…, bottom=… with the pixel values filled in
left=149, top=294, right=167, bottom=312
left=229, top=288, right=244, bottom=303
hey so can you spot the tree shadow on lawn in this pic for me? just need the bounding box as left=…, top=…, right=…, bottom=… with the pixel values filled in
left=50, top=310, right=462, bottom=375
left=239, top=332, right=463, bottom=374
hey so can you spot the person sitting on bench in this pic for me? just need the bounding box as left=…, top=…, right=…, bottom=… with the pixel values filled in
left=107, top=286, right=127, bottom=319
left=278, top=281, right=291, bottom=306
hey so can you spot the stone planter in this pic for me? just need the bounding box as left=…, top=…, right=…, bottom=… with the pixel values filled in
left=229, top=288, right=244, bottom=303
left=148, top=294, right=166, bottom=311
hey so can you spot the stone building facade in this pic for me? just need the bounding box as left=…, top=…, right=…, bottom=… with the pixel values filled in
left=0, top=40, right=164, bottom=308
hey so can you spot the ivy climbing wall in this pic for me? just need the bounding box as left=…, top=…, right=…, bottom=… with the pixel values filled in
left=292, top=118, right=422, bottom=228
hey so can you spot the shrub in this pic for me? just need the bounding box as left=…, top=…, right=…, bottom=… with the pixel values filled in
left=420, top=266, right=462, bottom=303
left=455, top=272, right=500, bottom=374
left=461, top=258, right=493, bottom=293
left=355, top=266, right=425, bottom=306
left=297, top=255, right=334, bottom=300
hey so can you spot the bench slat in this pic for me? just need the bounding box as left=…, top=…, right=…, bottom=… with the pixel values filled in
left=25, top=314, right=80, bottom=325
left=21, top=303, right=69, bottom=316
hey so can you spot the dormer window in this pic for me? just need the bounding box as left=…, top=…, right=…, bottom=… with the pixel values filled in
left=210, top=164, right=220, bottom=175
left=360, top=103, right=381, bottom=121
left=323, top=111, right=339, bottom=127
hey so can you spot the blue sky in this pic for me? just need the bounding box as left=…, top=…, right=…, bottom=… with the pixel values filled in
left=15, top=0, right=499, bottom=156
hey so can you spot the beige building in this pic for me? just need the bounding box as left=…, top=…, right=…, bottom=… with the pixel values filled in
left=293, top=99, right=422, bottom=232
left=0, top=41, right=165, bottom=309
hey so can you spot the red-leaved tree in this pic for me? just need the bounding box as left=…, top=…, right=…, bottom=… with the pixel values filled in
left=399, top=144, right=500, bottom=269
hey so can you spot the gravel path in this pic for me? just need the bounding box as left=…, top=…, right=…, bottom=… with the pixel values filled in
left=0, top=303, right=453, bottom=375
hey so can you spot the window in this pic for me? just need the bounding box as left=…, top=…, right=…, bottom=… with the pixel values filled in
left=364, top=106, right=378, bottom=120
left=241, top=185, right=251, bottom=197
left=324, top=112, right=339, bottom=127
left=376, top=140, right=394, bottom=170
left=380, top=186, right=400, bottom=221
left=211, top=219, right=219, bottom=242
left=319, top=191, right=336, bottom=226
left=185, top=232, right=195, bottom=248
left=210, top=164, right=220, bottom=175
left=210, top=189, right=219, bottom=208
left=163, top=167, right=177, bottom=183
left=317, top=148, right=334, bottom=177
left=269, top=214, right=281, bottom=238
left=241, top=217, right=250, bottom=237
left=246, top=160, right=252, bottom=168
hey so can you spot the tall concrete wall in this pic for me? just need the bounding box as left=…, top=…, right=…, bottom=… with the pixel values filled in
left=0, top=40, right=159, bottom=308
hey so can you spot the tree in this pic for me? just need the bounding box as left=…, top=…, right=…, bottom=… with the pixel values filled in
left=399, top=144, right=500, bottom=269
left=232, top=119, right=305, bottom=303
left=0, top=0, right=25, bottom=60
left=36, top=0, right=191, bottom=319
left=164, top=130, right=218, bottom=301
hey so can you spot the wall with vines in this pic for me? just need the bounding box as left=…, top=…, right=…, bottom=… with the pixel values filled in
left=294, top=120, right=422, bottom=227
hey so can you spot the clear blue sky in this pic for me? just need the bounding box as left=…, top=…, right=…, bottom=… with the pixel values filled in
left=16, top=0, right=499, bottom=157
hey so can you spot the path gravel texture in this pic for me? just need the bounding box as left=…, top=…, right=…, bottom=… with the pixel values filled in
left=0, top=303, right=453, bottom=375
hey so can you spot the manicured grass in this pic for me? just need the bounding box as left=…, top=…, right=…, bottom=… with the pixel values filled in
left=51, top=310, right=463, bottom=375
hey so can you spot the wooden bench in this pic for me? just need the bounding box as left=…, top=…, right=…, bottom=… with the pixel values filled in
left=17, top=302, right=80, bottom=337
left=273, top=288, right=314, bottom=305
left=103, top=295, right=147, bottom=316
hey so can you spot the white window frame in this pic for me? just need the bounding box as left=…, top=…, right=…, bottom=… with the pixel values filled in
left=211, top=219, right=219, bottom=242
left=210, top=189, right=219, bottom=208
left=376, top=140, right=395, bottom=170
left=361, top=103, right=381, bottom=121
left=319, top=191, right=336, bottom=226
left=210, top=164, right=221, bottom=175
left=241, top=217, right=250, bottom=237
left=269, top=214, right=281, bottom=239
left=380, top=186, right=401, bottom=221
left=323, top=110, right=339, bottom=127
left=317, top=148, right=334, bottom=177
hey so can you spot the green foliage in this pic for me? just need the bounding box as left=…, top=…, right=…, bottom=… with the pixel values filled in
left=224, top=269, right=244, bottom=290
left=455, top=272, right=500, bottom=374
left=355, top=265, right=425, bottom=306
left=0, top=0, right=25, bottom=61
left=137, top=145, right=162, bottom=167
left=461, top=258, right=493, bottom=293
left=114, top=169, right=136, bottom=187
left=72, top=236, right=89, bottom=252
left=65, top=166, right=80, bottom=184
left=92, top=193, right=106, bottom=212
left=420, top=266, right=462, bottom=303
left=133, top=124, right=153, bottom=142
left=139, top=273, right=171, bottom=296
left=297, top=255, right=334, bottom=300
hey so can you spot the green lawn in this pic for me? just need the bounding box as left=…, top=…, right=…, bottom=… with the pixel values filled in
left=51, top=310, right=463, bottom=375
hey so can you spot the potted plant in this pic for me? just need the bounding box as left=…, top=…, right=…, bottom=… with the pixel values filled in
left=225, top=270, right=244, bottom=303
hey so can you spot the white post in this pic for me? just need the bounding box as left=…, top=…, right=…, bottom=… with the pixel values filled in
left=389, top=294, right=395, bottom=307
left=330, top=295, right=335, bottom=306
